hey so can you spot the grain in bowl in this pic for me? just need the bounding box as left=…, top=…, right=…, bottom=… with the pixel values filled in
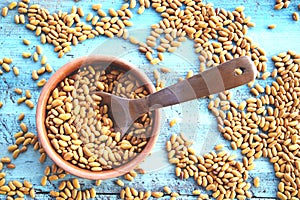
left=37, top=56, right=161, bottom=180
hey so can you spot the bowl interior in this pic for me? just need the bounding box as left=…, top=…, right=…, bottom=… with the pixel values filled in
left=36, top=56, right=161, bottom=180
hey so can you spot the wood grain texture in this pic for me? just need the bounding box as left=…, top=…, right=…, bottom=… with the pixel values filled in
left=0, top=0, right=299, bottom=199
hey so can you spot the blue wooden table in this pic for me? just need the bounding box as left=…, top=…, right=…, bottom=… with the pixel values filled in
left=0, top=0, right=300, bottom=199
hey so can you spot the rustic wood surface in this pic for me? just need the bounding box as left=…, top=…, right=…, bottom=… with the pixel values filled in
left=0, top=0, right=300, bottom=199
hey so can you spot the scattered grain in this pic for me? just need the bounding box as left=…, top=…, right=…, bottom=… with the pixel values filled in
left=37, top=78, right=47, bottom=87
left=23, top=39, right=31, bottom=45
left=13, top=67, right=19, bottom=76
left=268, top=24, right=276, bottom=29
left=22, top=52, right=31, bottom=58
left=169, top=119, right=177, bottom=127
left=293, top=12, right=299, bottom=21
left=25, top=100, right=34, bottom=109
left=18, top=113, right=25, bottom=121
left=253, top=177, right=260, bottom=188
left=2, top=7, right=8, bottom=17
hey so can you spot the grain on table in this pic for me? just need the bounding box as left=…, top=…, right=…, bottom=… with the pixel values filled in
left=12, top=67, right=19, bottom=76
left=292, top=12, right=299, bottom=21
left=169, top=119, right=177, bottom=127
left=120, top=187, right=151, bottom=199
left=268, top=24, right=277, bottom=29
left=1, top=7, right=8, bottom=17
left=166, top=133, right=252, bottom=199
left=7, top=1, right=136, bottom=58
left=216, top=51, right=300, bottom=199
left=22, top=39, right=30, bottom=45
left=253, top=177, right=260, bottom=188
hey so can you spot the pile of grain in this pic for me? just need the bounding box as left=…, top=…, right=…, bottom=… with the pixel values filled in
left=2, top=1, right=137, bottom=58
left=166, top=133, right=252, bottom=199
left=214, top=51, right=300, bottom=199
left=130, top=1, right=267, bottom=77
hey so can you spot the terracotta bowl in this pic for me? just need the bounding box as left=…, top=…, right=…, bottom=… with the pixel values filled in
left=36, top=55, right=161, bottom=180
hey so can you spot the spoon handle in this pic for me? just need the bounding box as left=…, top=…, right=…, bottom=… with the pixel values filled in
left=146, top=56, right=257, bottom=110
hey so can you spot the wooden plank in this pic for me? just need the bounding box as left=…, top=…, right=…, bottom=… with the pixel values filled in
left=0, top=0, right=300, bottom=199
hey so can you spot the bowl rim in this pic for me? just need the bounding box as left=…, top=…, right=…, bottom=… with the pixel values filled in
left=36, top=55, right=161, bottom=180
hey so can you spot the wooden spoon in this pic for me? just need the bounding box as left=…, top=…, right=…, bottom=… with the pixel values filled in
left=93, top=56, right=257, bottom=136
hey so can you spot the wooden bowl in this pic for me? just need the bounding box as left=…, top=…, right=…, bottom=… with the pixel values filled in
left=36, top=56, right=161, bottom=180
